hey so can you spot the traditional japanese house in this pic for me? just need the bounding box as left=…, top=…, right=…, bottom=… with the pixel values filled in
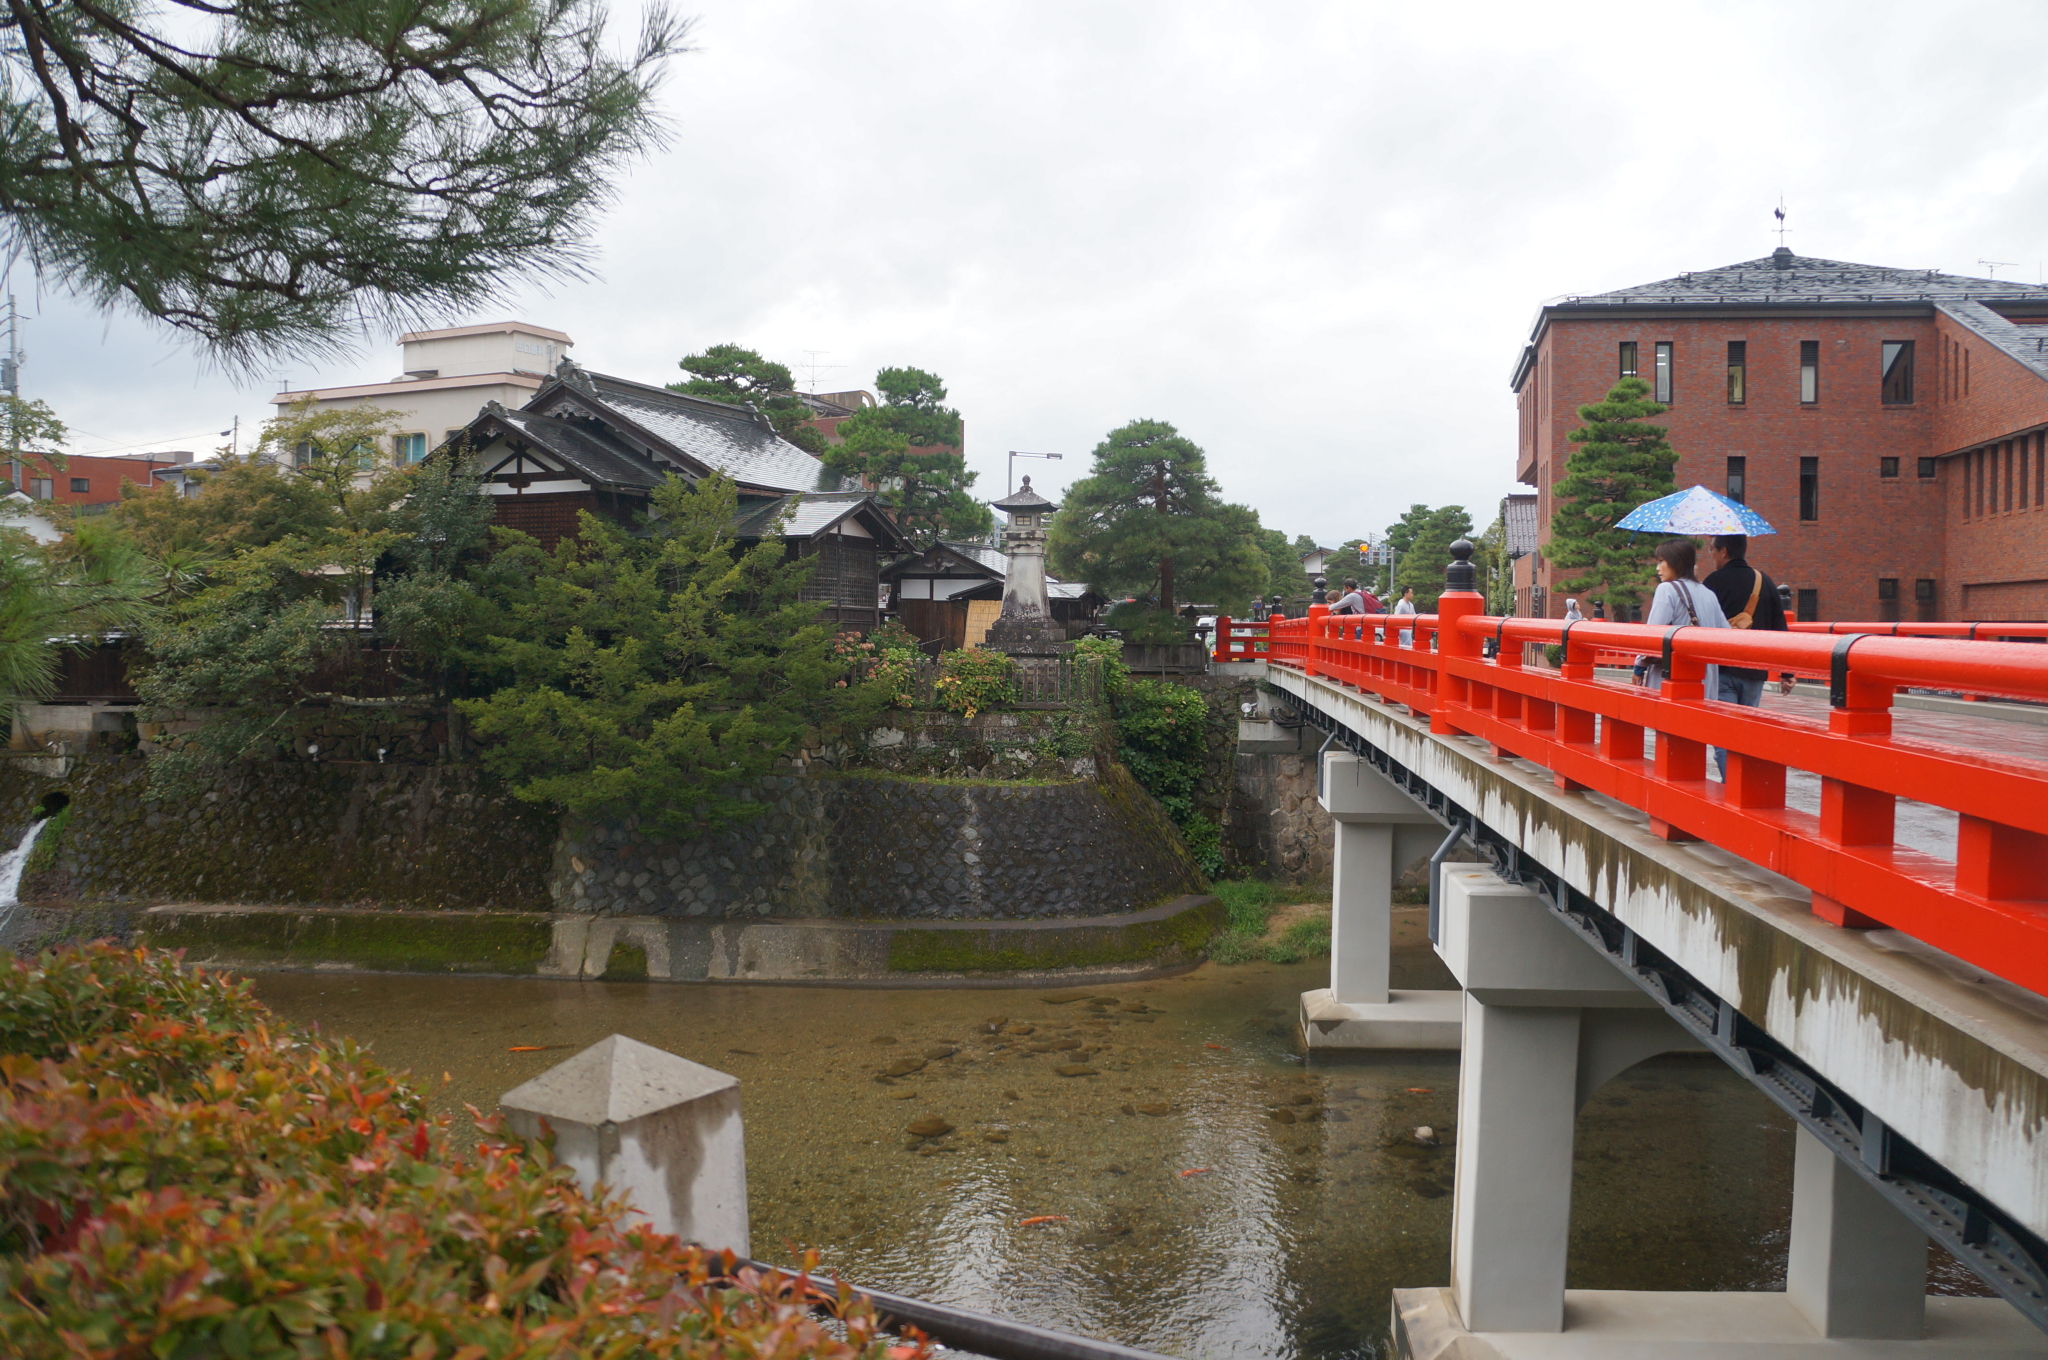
left=444, top=360, right=909, bottom=629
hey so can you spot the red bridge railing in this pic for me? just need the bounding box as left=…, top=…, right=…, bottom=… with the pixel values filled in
left=1214, top=594, right=2048, bottom=996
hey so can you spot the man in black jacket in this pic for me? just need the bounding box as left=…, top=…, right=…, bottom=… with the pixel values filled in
left=1702, top=534, right=1791, bottom=779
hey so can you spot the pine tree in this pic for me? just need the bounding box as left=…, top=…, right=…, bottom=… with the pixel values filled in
left=668, top=345, right=827, bottom=454
left=0, top=0, right=683, bottom=365
left=1045, top=419, right=1267, bottom=615
left=822, top=367, right=989, bottom=545
left=1547, top=378, right=1678, bottom=611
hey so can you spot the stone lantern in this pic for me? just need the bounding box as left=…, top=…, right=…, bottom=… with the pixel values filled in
left=984, top=476, right=1066, bottom=654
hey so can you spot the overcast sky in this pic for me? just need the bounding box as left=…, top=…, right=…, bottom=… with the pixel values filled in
left=18, top=0, right=2048, bottom=547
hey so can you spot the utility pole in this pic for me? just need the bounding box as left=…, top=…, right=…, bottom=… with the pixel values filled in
left=2, top=295, right=23, bottom=492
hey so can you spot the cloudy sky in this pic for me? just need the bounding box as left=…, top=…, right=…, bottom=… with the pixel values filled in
left=19, top=0, right=2048, bottom=547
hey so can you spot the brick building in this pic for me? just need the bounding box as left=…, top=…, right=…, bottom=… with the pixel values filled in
left=4, top=451, right=195, bottom=508
left=1511, top=248, right=2048, bottom=622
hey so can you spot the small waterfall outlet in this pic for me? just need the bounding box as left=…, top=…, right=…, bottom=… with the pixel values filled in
left=0, top=815, right=48, bottom=928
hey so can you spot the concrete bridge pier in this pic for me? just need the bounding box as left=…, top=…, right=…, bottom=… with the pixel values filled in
left=1396, top=866, right=2046, bottom=1360
left=1299, top=752, right=1461, bottom=1049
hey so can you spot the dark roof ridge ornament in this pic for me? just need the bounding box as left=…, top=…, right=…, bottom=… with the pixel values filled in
left=555, top=357, right=596, bottom=395
left=1772, top=245, right=1795, bottom=271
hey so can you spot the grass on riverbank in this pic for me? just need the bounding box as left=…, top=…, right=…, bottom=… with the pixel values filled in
left=1207, top=880, right=1333, bottom=964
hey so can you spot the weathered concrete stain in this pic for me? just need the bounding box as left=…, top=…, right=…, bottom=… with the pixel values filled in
left=1267, top=667, right=2048, bottom=1236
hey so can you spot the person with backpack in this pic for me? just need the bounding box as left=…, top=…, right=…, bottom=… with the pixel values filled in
left=1701, top=533, right=1790, bottom=780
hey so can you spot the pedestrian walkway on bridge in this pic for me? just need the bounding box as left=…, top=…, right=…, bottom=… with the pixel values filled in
left=1214, top=546, right=2048, bottom=1360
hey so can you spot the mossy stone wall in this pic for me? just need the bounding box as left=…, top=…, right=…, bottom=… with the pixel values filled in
left=551, top=762, right=1204, bottom=920
left=0, top=755, right=556, bottom=911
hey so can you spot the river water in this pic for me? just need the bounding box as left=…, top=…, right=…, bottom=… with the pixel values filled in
left=252, top=953, right=1802, bottom=1360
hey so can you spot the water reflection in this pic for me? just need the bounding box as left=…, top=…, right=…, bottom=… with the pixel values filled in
left=250, top=955, right=1797, bottom=1360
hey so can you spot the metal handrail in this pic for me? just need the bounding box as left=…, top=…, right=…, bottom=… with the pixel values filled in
left=737, top=1259, right=1177, bottom=1360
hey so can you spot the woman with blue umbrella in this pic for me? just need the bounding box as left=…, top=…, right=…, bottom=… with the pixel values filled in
left=1618, top=486, right=1786, bottom=780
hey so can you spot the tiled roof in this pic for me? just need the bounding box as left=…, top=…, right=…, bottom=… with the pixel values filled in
left=1565, top=251, right=2048, bottom=308
left=1937, top=300, right=2048, bottom=383
left=491, top=409, right=665, bottom=490
left=527, top=365, right=844, bottom=493
left=1503, top=493, right=1539, bottom=558
left=729, top=491, right=907, bottom=547
left=943, top=541, right=1009, bottom=574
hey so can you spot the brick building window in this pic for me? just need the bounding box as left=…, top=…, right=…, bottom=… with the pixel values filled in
left=1796, top=588, right=1819, bottom=622
left=1654, top=342, right=1673, bottom=403
left=1799, top=456, right=1819, bottom=521
left=69, top=477, right=89, bottom=493
left=1877, top=577, right=1899, bottom=623
left=2038, top=433, right=2045, bottom=505
left=1800, top=340, right=1819, bottom=403
left=1725, top=456, right=1746, bottom=504
left=1917, top=457, right=1936, bottom=478
left=1915, top=578, right=1936, bottom=622
left=1618, top=342, right=1638, bottom=377
left=1879, top=457, right=1899, bottom=478
left=28, top=477, right=49, bottom=499
left=1881, top=341, right=1914, bottom=405
left=1725, top=341, right=1746, bottom=404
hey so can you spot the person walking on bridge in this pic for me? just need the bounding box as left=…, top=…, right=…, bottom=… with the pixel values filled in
left=1393, top=585, right=1417, bottom=646
left=1638, top=539, right=1727, bottom=698
left=1701, top=533, right=1791, bottom=779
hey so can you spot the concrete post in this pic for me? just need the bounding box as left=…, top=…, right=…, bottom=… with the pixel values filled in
left=1452, top=998, right=1582, bottom=1333
left=500, top=1034, right=750, bottom=1255
left=1786, top=1126, right=1927, bottom=1339
left=1330, top=819, right=1393, bottom=1005
left=1302, top=752, right=1461, bottom=1048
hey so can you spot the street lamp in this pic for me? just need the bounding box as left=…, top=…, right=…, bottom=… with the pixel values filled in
left=1007, top=450, right=1062, bottom=496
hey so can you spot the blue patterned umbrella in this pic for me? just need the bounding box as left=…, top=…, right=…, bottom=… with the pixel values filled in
left=1614, top=484, right=1777, bottom=536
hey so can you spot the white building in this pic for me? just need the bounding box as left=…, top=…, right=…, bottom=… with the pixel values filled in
left=269, top=321, right=572, bottom=467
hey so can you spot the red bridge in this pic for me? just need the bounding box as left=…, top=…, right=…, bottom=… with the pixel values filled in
left=1211, top=547, right=2048, bottom=1359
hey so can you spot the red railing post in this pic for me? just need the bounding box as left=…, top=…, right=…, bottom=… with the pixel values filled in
left=1956, top=818, right=2048, bottom=904
left=1213, top=616, right=1233, bottom=662
left=1432, top=541, right=1485, bottom=736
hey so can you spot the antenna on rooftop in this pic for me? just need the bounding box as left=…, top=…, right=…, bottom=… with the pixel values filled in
left=799, top=350, right=844, bottom=394
left=1979, top=259, right=2019, bottom=280
left=1773, top=197, right=1790, bottom=247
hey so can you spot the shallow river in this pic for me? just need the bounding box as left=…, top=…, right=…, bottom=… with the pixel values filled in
left=252, top=953, right=1802, bottom=1360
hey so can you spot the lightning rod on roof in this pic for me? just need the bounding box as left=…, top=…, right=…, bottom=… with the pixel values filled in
left=1979, top=259, right=2019, bottom=280
left=1773, top=197, right=1790, bottom=247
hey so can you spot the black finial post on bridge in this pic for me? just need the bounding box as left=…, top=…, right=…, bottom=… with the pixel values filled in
left=1443, top=538, right=1477, bottom=594
left=1311, top=575, right=1328, bottom=606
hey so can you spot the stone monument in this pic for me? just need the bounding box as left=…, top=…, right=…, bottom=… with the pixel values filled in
left=983, top=476, right=1068, bottom=655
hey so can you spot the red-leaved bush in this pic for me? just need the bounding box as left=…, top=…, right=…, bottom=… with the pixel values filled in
left=0, top=944, right=923, bottom=1360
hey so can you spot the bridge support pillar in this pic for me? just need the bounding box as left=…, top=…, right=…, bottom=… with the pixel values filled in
left=1301, top=753, right=1460, bottom=1050
left=1787, top=1125, right=1927, bottom=1339
left=1394, top=867, right=2041, bottom=1360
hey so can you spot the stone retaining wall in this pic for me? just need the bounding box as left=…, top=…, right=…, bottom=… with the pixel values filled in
left=552, top=762, right=1203, bottom=920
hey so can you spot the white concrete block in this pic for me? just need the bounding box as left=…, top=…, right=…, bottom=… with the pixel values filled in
left=1394, top=1285, right=2043, bottom=1360
left=501, top=1034, right=749, bottom=1254
left=1320, top=753, right=1441, bottom=823
left=1300, top=987, right=1462, bottom=1049
left=1787, top=1126, right=1928, bottom=1339
left=1438, top=867, right=1650, bottom=1007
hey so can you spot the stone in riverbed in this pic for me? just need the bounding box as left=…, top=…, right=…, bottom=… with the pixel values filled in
left=1052, top=1038, right=1082, bottom=1051
left=1136, top=1102, right=1171, bottom=1116
left=1054, top=1064, right=1098, bottom=1077
left=983, top=1129, right=1010, bottom=1143
left=923, top=1045, right=957, bottom=1059
left=1025, top=1042, right=1056, bottom=1053
left=1268, top=1108, right=1298, bottom=1125
left=871, top=1035, right=899, bottom=1044
left=906, top=1117, right=953, bottom=1138
left=1002, top=1023, right=1036, bottom=1036
left=884, top=1058, right=927, bottom=1077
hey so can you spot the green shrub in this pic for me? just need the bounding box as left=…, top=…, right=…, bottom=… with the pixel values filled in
left=1103, top=602, right=1191, bottom=644
left=934, top=647, right=1017, bottom=718
left=0, top=944, right=925, bottom=1360
left=1070, top=635, right=1129, bottom=697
